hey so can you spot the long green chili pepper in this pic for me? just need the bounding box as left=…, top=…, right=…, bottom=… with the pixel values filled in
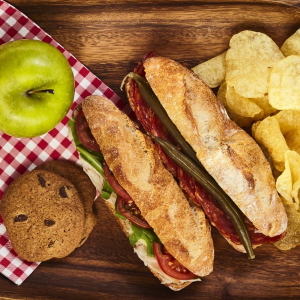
left=152, top=135, right=255, bottom=259
left=123, top=72, right=202, bottom=168
left=122, top=71, right=254, bottom=258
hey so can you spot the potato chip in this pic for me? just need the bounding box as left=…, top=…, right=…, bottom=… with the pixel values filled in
left=252, top=110, right=300, bottom=172
left=274, top=203, right=300, bottom=250
left=192, top=51, right=226, bottom=88
left=217, top=81, right=227, bottom=100
left=251, top=116, right=289, bottom=171
left=217, top=85, right=276, bottom=127
left=251, top=121, right=260, bottom=136
left=225, top=30, right=284, bottom=98
left=281, top=28, right=300, bottom=56
left=276, top=150, right=300, bottom=209
left=217, top=82, right=259, bottom=127
left=269, top=55, right=300, bottom=110
left=226, top=85, right=264, bottom=118
left=275, top=151, right=300, bottom=251
left=275, top=109, right=300, bottom=132
left=274, top=110, right=300, bottom=153
left=250, top=95, right=277, bottom=117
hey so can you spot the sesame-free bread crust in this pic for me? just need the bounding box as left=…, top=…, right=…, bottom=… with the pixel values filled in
left=143, top=56, right=287, bottom=238
left=82, top=95, right=214, bottom=279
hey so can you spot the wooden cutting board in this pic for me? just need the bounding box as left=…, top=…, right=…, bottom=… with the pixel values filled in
left=1, top=1, right=300, bottom=299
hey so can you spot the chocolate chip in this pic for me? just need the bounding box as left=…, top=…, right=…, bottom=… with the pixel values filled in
left=37, top=174, right=47, bottom=188
left=59, top=186, right=70, bottom=198
left=44, top=219, right=55, bottom=226
left=48, top=240, right=55, bottom=248
left=14, top=214, right=28, bottom=222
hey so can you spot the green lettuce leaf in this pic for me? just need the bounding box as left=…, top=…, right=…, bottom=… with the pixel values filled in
left=129, top=223, right=160, bottom=257
left=68, top=117, right=113, bottom=198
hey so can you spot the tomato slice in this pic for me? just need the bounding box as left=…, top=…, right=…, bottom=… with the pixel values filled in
left=103, top=162, right=132, bottom=200
left=153, top=242, right=197, bottom=280
left=75, top=109, right=101, bottom=152
left=116, top=196, right=151, bottom=229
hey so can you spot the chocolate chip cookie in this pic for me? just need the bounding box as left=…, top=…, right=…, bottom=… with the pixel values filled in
left=35, top=160, right=97, bottom=246
left=0, top=169, right=85, bottom=262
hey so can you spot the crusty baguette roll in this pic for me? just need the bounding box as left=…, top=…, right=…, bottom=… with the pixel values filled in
left=82, top=95, right=214, bottom=279
left=143, top=56, right=287, bottom=238
left=77, top=159, right=206, bottom=291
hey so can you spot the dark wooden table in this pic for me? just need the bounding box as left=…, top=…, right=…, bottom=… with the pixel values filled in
left=1, top=1, right=300, bottom=299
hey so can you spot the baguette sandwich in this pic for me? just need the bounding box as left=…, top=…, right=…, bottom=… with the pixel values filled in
left=123, top=53, right=288, bottom=254
left=68, top=95, right=214, bottom=291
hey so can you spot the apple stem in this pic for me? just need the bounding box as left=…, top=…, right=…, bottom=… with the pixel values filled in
left=27, top=89, right=55, bottom=95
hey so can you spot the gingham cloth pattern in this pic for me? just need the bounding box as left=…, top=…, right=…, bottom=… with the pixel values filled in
left=0, top=0, right=127, bottom=285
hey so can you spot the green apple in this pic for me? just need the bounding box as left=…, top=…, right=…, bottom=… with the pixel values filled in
left=0, top=39, right=75, bottom=138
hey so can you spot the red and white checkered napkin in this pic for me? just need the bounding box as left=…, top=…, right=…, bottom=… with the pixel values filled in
left=0, top=0, right=129, bottom=285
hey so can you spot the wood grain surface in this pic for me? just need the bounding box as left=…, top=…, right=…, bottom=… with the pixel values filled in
left=1, top=1, right=300, bottom=299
